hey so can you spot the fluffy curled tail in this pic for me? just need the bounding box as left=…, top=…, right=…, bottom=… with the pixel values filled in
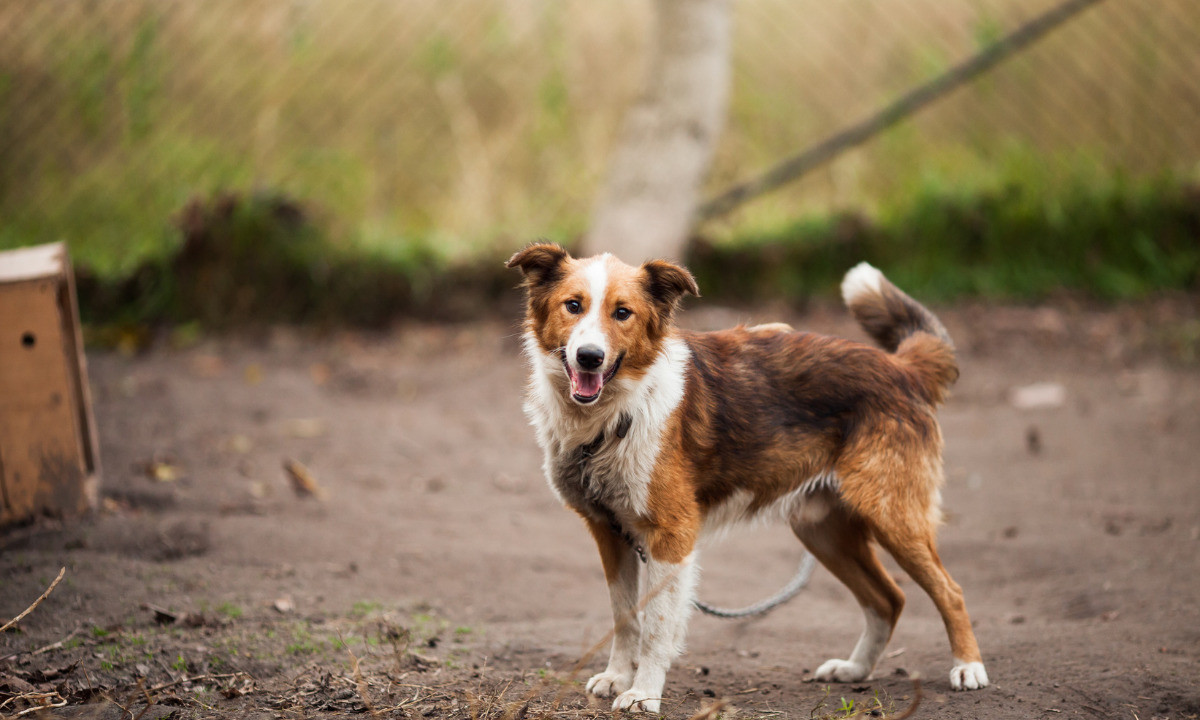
left=841, top=262, right=958, bottom=404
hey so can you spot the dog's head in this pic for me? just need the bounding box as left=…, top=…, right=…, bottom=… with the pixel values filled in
left=507, top=242, right=698, bottom=405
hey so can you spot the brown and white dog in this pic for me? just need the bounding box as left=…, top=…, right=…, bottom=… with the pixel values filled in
left=507, top=243, right=988, bottom=713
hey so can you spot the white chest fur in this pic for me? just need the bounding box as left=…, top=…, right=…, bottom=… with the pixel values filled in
left=522, top=334, right=690, bottom=525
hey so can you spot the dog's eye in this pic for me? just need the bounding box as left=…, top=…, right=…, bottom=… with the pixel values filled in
left=565, top=299, right=583, bottom=315
left=612, top=307, right=632, bottom=321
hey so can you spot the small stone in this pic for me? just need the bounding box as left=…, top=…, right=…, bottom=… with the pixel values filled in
left=1010, top=382, right=1066, bottom=410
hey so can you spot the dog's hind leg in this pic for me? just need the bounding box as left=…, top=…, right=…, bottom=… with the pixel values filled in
left=790, top=492, right=905, bottom=684
left=583, top=518, right=642, bottom=699
left=873, top=526, right=989, bottom=690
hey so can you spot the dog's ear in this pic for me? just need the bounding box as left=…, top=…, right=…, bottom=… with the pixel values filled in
left=642, top=259, right=700, bottom=310
left=507, top=242, right=570, bottom=287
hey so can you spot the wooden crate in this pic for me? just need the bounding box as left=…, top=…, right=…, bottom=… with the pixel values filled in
left=0, top=242, right=100, bottom=525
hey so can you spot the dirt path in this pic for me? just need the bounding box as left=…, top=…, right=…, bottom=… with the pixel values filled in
left=2, top=302, right=1199, bottom=719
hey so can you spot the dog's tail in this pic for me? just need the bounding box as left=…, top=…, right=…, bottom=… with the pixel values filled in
left=841, top=263, right=958, bottom=404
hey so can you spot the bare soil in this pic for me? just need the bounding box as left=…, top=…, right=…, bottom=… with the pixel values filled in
left=2, top=299, right=1199, bottom=719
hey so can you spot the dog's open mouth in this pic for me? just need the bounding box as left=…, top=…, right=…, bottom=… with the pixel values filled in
left=561, top=352, right=623, bottom=404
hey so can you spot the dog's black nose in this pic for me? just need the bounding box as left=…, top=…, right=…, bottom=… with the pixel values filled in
left=576, top=345, right=605, bottom=370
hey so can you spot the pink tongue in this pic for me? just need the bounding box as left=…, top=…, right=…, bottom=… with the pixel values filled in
left=575, top=371, right=603, bottom=397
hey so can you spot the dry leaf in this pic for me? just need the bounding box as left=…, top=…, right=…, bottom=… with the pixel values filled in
left=145, top=460, right=183, bottom=482
left=142, top=603, right=179, bottom=625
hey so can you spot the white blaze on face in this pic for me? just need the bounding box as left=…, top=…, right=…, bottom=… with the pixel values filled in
left=567, top=256, right=611, bottom=372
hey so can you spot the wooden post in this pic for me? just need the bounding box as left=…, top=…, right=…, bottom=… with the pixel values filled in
left=0, top=243, right=100, bottom=525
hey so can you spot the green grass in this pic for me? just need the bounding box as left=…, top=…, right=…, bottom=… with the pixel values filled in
left=13, top=164, right=1200, bottom=338
left=691, top=167, right=1200, bottom=304
left=284, top=622, right=328, bottom=656
left=349, top=600, right=384, bottom=618
left=44, top=169, right=1200, bottom=336
left=837, top=696, right=856, bottom=717
left=216, top=602, right=244, bottom=619
left=807, top=684, right=892, bottom=719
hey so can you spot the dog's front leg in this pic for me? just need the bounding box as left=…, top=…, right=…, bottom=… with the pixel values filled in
left=583, top=518, right=641, bottom=699
left=612, top=549, right=698, bottom=714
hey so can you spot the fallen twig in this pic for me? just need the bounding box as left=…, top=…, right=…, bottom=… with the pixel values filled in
left=341, top=631, right=382, bottom=719
left=0, top=691, right=58, bottom=713
left=284, top=458, right=327, bottom=500
left=0, top=567, right=66, bottom=633
left=29, top=623, right=86, bottom=656
left=8, top=691, right=68, bottom=717
left=145, top=671, right=249, bottom=694
left=132, top=677, right=157, bottom=720
left=0, top=622, right=85, bottom=661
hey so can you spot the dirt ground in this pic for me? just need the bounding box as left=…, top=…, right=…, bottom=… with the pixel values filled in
left=2, top=297, right=1199, bottom=719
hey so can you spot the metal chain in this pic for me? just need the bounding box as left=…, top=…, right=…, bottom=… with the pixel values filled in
left=693, top=552, right=817, bottom=619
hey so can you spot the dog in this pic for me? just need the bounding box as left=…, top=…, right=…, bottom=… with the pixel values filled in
left=507, top=243, right=988, bottom=712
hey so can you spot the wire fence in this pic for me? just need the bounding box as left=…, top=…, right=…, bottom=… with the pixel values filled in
left=717, top=0, right=1200, bottom=231
left=1, top=0, right=1197, bottom=272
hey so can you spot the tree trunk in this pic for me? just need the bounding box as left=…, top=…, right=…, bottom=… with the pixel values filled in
left=581, top=0, right=730, bottom=263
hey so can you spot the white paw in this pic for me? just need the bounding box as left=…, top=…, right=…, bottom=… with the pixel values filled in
left=586, top=670, right=633, bottom=698
left=950, top=660, right=990, bottom=691
left=613, top=688, right=661, bottom=713
left=813, top=658, right=870, bottom=683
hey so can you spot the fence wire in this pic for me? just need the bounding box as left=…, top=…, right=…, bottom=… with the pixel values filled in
left=0, top=0, right=1197, bottom=268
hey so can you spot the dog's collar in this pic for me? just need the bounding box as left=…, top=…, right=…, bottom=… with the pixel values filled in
left=615, top=412, right=632, bottom=440
left=577, top=412, right=633, bottom=456
left=575, top=413, right=644, bottom=563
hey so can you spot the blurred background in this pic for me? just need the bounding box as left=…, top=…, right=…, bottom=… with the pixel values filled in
left=1, top=0, right=1198, bottom=327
